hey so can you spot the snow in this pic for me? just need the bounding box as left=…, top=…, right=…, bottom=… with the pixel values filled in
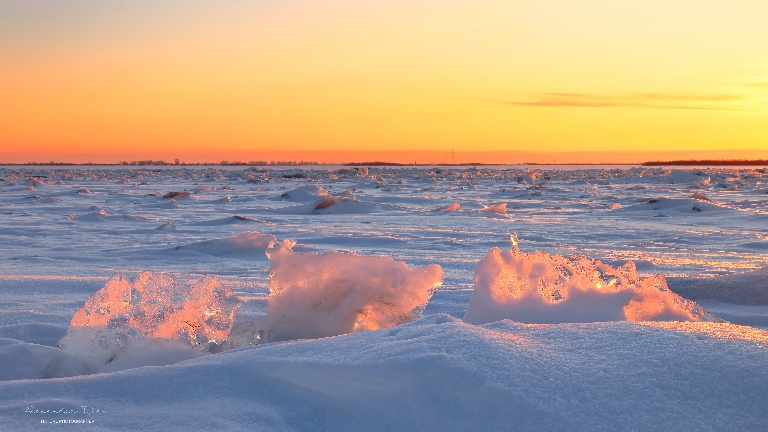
left=1, top=315, right=767, bottom=431
left=175, top=231, right=276, bottom=259
left=2, top=164, right=768, bottom=430
left=277, top=185, right=328, bottom=202
left=265, top=240, right=443, bottom=341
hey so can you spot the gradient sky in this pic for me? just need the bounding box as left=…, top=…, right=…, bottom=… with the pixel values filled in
left=1, top=0, right=767, bottom=163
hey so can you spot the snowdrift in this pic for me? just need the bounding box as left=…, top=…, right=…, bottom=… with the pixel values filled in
left=266, top=240, right=443, bottom=342
left=175, top=231, right=276, bottom=259
left=271, top=195, right=381, bottom=215
left=2, top=315, right=767, bottom=431
left=277, top=185, right=328, bottom=202
left=668, top=267, right=768, bottom=306
left=463, top=235, right=716, bottom=325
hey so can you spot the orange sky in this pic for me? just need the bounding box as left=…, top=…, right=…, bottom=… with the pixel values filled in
left=1, top=1, right=767, bottom=163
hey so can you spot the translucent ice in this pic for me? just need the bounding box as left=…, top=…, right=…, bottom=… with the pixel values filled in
left=59, top=272, right=240, bottom=366
left=463, top=235, right=717, bottom=325
left=265, top=240, right=443, bottom=342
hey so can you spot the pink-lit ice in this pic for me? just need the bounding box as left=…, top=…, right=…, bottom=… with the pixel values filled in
left=265, top=240, right=443, bottom=342
left=481, top=203, right=507, bottom=214
left=58, top=272, right=240, bottom=366
left=463, top=235, right=717, bottom=325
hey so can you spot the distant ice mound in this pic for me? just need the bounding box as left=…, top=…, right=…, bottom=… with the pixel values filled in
left=437, top=202, right=461, bottom=211
left=59, top=272, right=240, bottom=368
left=278, top=185, right=328, bottom=202
left=624, top=197, right=723, bottom=214
left=176, top=231, right=277, bottom=259
left=463, top=235, right=717, bottom=325
left=481, top=203, right=507, bottom=214
left=312, top=195, right=359, bottom=211
left=70, top=209, right=109, bottom=221
left=265, top=240, right=443, bottom=342
left=272, top=196, right=380, bottom=215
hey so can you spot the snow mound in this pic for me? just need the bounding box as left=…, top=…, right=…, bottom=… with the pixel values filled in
left=666, top=169, right=702, bottom=183
left=162, top=190, right=191, bottom=199
left=265, top=240, right=443, bottom=342
left=313, top=195, right=360, bottom=211
left=0, top=342, right=88, bottom=380
left=463, top=235, right=716, bottom=325
left=191, top=215, right=270, bottom=226
left=273, top=196, right=380, bottom=215
left=668, top=267, right=768, bottom=306
left=71, top=209, right=109, bottom=221
left=176, top=231, right=276, bottom=258
left=59, top=272, right=240, bottom=366
left=279, top=185, right=328, bottom=202
left=624, top=197, right=724, bottom=214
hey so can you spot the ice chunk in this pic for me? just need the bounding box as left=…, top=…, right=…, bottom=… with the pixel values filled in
left=59, top=272, right=240, bottom=366
left=163, top=190, right=191, bottom=199
left=265, top=240, right=443, bottom=342
left=481, top=203, right=507, bottom=214
left=438, top=202, right=461, bottom=211
left=463, top=236, right=716, bottom=325
left=691, top=192, right=713, bottom=202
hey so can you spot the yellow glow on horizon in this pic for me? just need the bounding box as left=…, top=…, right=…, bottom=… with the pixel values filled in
left=1, top=1, right=767, bottom=162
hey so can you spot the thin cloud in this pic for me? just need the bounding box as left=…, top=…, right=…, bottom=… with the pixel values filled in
left=509, top=91, right=759, bottom=112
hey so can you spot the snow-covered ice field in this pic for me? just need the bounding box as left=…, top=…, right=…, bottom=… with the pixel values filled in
left=1, top=164, right=768, bottom=431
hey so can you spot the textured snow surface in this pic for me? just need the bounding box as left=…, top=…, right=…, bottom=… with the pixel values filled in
left=175, top=231, right=276, bottom=259
left=1, top=316, right=767, bottom=431
left=266, top=240, right=443, bottom=341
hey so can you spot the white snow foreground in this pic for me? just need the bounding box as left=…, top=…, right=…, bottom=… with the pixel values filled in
left=464, top=235, right=718, bottom=325
left=266, top=239, right=443, bottom=342
left=1, top=315, right=767, bottom=431
left=55, top=272, right=239, bottom=374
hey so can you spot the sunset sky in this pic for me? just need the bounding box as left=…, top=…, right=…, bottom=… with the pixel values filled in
left=1, top=1, right=767, bottom=164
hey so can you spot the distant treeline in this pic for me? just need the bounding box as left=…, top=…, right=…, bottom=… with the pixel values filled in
left=342, top=161, right=491, bottom=166
left=643, top=160, right=768, bottom=166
